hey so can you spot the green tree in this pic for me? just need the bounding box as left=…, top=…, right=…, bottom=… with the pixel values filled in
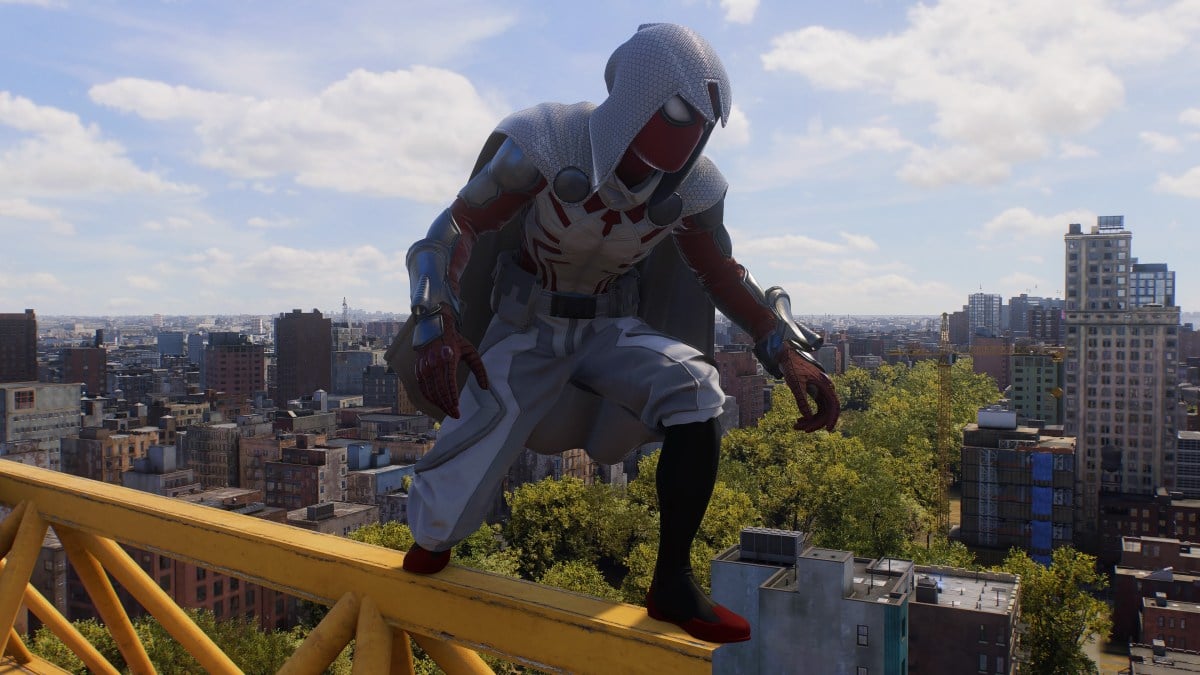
left=30, top=611, right=352, bottom=675
left=503, top=477, right=611, bottom=580
left=347, top=520, right=415, bottom=552
left=834, top=365, right=882, bottom=412
left=904, top=537, right=978, bottom=569
left=539, top=560, right=623, bottom=601
left=349, top=520, right=520, bottom=578
left=1001, top=547, right=1111, bottom=675
left=720, top=394, right=931, bottom=560
left=29, top=618, right=121, bottom=673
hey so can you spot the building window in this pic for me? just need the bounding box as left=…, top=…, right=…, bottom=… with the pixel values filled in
left=857, top=625, right=869, bottom=646
left=14, top=390, right=34, bottom=410
left=196, top=567, right=207, bottom=581
left=979, top=654, right=988, bottom=672
left=196, top=586, right=207, bottom=602
left=996, top=656, right=1005, bottom=673
left=858, top=668, right=868, bottom=675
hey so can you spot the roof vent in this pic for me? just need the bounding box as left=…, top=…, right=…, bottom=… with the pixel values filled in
left=306, top=502, right=335, bottom=521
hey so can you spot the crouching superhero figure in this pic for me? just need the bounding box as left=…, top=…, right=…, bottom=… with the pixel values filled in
left=386, top=23, right=840, bottom=644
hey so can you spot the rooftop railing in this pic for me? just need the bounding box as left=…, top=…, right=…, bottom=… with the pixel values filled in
left=0, top=461, right=715, bottom=674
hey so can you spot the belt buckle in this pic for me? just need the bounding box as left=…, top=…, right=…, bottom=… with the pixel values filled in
left=550, top=294, right=597, bottom=319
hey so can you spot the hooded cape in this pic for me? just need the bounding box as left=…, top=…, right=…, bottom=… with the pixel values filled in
left=387, top=23, right=732, bottom=463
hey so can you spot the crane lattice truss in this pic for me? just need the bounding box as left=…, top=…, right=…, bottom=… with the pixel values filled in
left=936, top=312, right=953, bottom=536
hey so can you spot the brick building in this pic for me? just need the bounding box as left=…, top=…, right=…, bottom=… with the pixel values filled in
left=178, top=422, right=241, bottom=489
left=1099, top=491, right=1200, bottom=568
left=0, top=309, right=37, bottom=383
left=907, top=566, right=1020, bottom=674
left=714, top=348, right=767, bottom=429
left=204, top=332, right=265, bottom=405
left=273, top=309, right=332, bottom=405
left=62, top=347, right=107, bottom=396
left=1114, top=535, right=1200, bottom=643
left=1141, top=594, right=1200, bottom=652
left=959, top=408, right=1076, bottom=564
left=970, top=336, right=1013, bottom=392
left=362, top=364, right=401, bottom=411
left=239, top=433, right=301, bottom=494
left=264, top=441, right=348, bottom=510
left=61, top=426, right=160, bottom=484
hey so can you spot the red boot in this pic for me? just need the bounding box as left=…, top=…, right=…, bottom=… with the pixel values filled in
left=402, top=543, right=451, bottom=574
left=645, top=578, right=751, bottom=643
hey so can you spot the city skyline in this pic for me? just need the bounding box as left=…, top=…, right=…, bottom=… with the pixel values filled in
left=1, top=1, right=1197, bottom=316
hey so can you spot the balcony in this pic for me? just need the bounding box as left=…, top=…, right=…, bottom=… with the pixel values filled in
left=0, top=462, right=715, bottom=673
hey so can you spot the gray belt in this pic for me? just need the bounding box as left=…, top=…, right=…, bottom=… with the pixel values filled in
left=491, top=252, right=639, bottom=325
left=536, top=290, right=615, bottom=319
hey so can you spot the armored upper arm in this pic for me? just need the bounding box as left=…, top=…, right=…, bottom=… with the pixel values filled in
left=459, top=138, right=542, bottom=208
left=406, top=137, right=545, bottom=346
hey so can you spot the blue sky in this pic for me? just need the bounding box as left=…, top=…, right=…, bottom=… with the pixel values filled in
left=1, top=0, right=1197, bottom=317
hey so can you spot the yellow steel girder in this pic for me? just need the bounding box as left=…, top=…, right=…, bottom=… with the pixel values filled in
left=0, top=461, right=714, bottom=674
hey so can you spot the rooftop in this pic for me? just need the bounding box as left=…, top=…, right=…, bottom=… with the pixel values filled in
left=287, top=501, right=376, bottom=523
left=914, top=566, right=1019, bottom=616
left=850, top=558, right=912, bottom=606
left=1129, top=643, right=1200, bottom=672
left=1143, top=597, right=1200, bottom=615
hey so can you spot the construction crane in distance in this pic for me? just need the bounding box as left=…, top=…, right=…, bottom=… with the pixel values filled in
left=936, top=312, right=955, bottom=536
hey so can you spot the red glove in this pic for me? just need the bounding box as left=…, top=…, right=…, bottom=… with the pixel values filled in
left=413, top=308, right=488, bottom=419
left=778, top=349, right=840, bottom=433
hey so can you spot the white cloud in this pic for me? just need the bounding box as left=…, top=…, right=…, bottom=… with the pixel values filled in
left=0, top=197, right=74, bottom=234
left=1155, top=167, right=1200, bottom=198
left=0, top=92, right=194, bottom=198
left=1181, top=108, right=1200, bottom=126
left=740, top=121, right=912, bottom=189
left=761, top=0, right=1200, bottom=187
left=90, top=67, right=506, bottom=202
left=0, top=271, right=66, bottom=293
left=1139, top=131, right=1182, bottom=153
left=708, top=105, right=751, bottom=150
left=975, top=206, right=1096, bottom=241
left=246, top=216, right=295, bottom=229
left=737, top=231, right=878, bottom=257
left=243, top=245, right=395, bottom=291
left=720, top=0, right=759, bottom=24
left=839, top=233, right=879, bottom=252
left=783, top=272, right=960, bottom=314
left=126, top=275, right=162, bottom=291
left=999, top=271, right=1048, bottom=296
left=88, top=6, right=517, bottom=97
left=143, top=216, right=195, bottom=231
left=1059, top=141, right=1099, bottom=158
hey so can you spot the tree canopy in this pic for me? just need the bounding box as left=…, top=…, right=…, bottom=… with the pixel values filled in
left=1001, top=547, right=1111, bottom=675
left=29, top=610, right=350, bottom=675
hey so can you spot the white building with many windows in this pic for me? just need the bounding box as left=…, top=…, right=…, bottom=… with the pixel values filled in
left=1063, top=217, right=1181, bottom=547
